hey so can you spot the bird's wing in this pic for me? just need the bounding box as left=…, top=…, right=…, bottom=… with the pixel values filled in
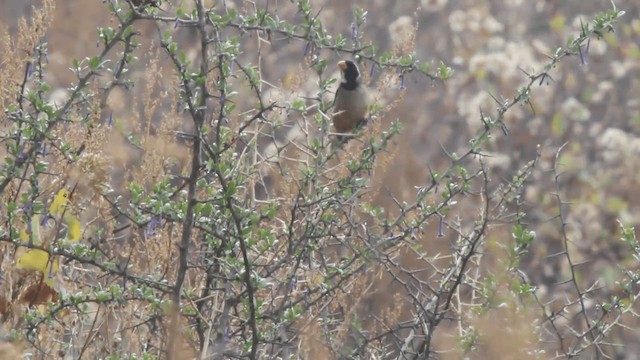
left=332, top=86, right=342, bottom=108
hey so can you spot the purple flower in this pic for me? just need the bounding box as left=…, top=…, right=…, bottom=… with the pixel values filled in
left=22, top=201, right=32, bottom=214
left=145, top=215, right=162, bottom=237
left=437, top=216, right=445, bottom=238
left=108, top=112, right=114, bottom=127
left=40, top=213, right=51, bottom=227
left=578, top=45, right=586, bottom=65
left=578, top=39, right=591, bottom=66
left=351, top=23, right=357, bottom=41
left=26, top=62, right=34, bottom=78
left=369, top=63, right=376, bottom=78
left=399, top=74, right=406, bottom=90
left=47, top=261, right=56, bottom=280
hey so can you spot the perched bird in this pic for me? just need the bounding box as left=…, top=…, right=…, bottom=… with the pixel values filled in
left=332, top=60, right=370, bottom=143
left=130, top=0, right=160, bottom=8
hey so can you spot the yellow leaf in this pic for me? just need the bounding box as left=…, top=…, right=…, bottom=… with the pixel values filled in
left=49, top=188, right=83, bottom=242
left=16, top=248, right=59, bottom=286
left=49, top=188, right=70, bottom=217
left=65, top=213, right=82, bottom=242
left=19, top=215, right=43, bottom=245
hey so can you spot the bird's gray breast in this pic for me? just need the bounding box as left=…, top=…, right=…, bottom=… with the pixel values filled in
left=333, top=86, right=369, bottom=119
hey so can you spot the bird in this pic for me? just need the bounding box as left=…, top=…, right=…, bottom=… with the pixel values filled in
left=130, top=0, right=160, bottom=8
left=332, top=60, right=370, bottom=144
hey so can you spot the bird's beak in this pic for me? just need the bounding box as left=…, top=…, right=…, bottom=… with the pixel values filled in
left=338, top=61, right=347, bottom=71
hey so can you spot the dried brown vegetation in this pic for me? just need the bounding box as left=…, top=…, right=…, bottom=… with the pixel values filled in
left=0, top=0, right=639, bottom=359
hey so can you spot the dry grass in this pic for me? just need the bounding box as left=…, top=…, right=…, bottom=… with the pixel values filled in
left=0, top=0, right=638, bottom=359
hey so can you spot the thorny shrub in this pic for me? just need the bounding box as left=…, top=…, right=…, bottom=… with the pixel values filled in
left=0, top=0, right=635, bottom=359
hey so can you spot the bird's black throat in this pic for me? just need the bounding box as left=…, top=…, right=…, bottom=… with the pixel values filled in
left=340, top=79, right=359, bottom=91
left=340, top=62, right=361, bottom=91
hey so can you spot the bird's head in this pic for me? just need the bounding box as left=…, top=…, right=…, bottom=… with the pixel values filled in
left=338, top=60, right=361, bottom=88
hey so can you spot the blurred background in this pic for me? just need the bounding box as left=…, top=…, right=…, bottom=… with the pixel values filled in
left=1, top=0, right=639, bottom=356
